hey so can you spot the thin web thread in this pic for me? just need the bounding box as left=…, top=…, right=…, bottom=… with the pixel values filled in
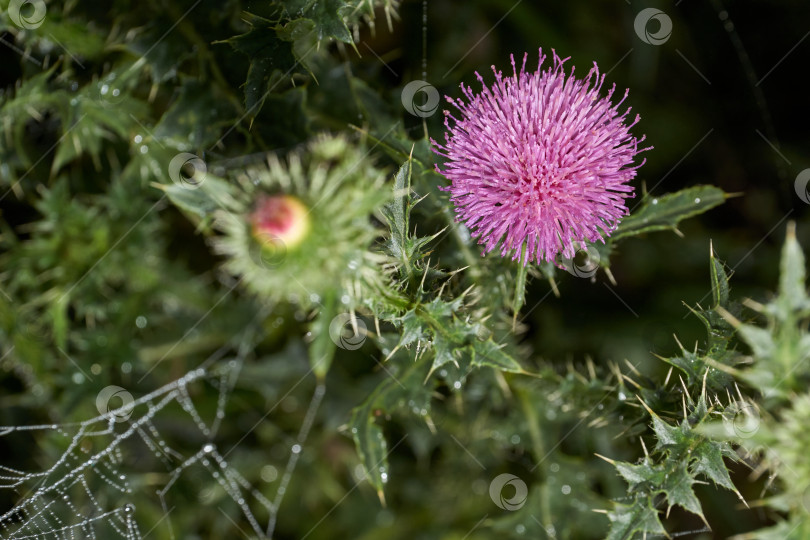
left=0, top=355, right=321, bottom=540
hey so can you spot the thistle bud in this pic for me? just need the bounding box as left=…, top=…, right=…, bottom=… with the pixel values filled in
left=250, top=194, right=310, bottom=250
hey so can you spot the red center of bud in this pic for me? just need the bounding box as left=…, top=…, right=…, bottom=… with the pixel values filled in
left=250, top=195, right=309, bottom=248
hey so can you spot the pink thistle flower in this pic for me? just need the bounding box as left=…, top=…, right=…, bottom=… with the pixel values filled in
left=432, top=49, right=650, bottom=266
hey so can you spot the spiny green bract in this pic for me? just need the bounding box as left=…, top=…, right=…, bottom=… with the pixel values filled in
left=696, top=224, right=810, bottom=539
left=607, top=225, right=810, bottom=539
left=164, top=135, right=393, bottom=312
left=604, top=393, right=742, bottom=540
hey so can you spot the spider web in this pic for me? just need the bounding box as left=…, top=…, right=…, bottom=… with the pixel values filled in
left=0, top=357, right=321, bottom=540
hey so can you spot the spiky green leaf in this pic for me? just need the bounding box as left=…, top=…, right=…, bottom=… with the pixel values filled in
left=612, top=186, right=727, bottom=242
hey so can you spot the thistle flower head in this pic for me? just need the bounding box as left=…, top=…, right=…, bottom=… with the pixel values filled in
left=187, top=136, right=391, bottom=309
left=432, top=49, right=649, bottom=265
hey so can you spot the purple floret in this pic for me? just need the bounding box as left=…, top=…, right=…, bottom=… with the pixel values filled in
left=432, top=49, right=650, bottom=266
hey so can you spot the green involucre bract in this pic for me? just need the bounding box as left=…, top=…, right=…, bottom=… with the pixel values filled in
left=212, top=135, right=391, bottom=309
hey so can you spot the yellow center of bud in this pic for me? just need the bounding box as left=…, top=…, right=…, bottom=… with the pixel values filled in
left=250, top=195, right=310, bottom=249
